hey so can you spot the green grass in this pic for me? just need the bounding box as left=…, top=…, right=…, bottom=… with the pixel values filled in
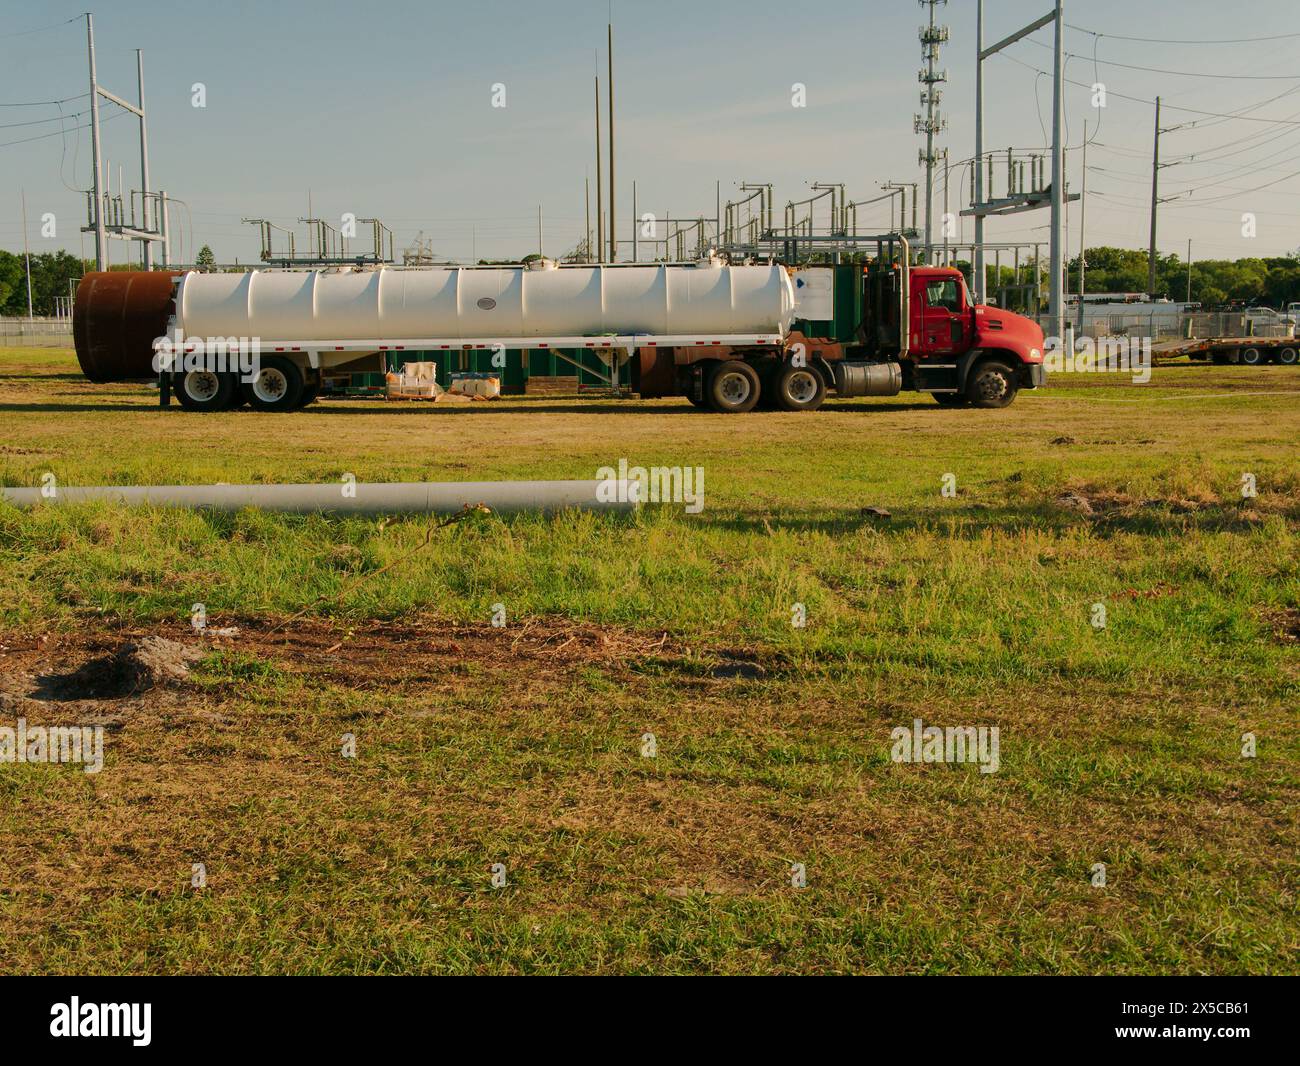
left=0, top=347, right=1296, bottom=974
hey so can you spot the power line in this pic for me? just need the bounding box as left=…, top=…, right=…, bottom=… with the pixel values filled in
left=995, top=52, right=1300, bottom=125
left=1067, top=23, right=1300, bottom=46
left=0, top=93, right=88, bottom=108
left=0, top=15, right=81, bottom=40
left=1021, top=36, right=1300, bottom=80
left=0, top=109, right=88, bottom=131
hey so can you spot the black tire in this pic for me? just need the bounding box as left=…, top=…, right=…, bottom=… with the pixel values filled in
left=1240, top=347, right=1264, bottom=366
left=932, top=392, right=969, bottom=407
left=705, top=360, right=761, bottom=413
left=298, top=381, right=321, bottom=408
left=771, top=362, right=826, bottom=412
left=965, top=360, right=1018, bottom=409
left=241, top=355, right=305, bottom=412
left=1278, top=347, right=1298, bottom=365
left=174, top=369, right=237, bottom=412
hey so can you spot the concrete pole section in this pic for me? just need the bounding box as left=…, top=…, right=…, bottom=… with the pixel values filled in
left=2, top=481, right=639, bottom=516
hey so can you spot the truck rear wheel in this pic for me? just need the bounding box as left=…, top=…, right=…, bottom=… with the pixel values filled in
left=1279, top=347, right=1298, bottom=365
left=771, top=363, right=825, bottom=412
left=706, top=360, right=761, bottom=413
left=174, top=369, right=237, bottom=412
left=242, top=356, right=305, bottom=412
left=965, top=360, right=1018, bottom=409
left=1240, top=347, right=1264, bottom=366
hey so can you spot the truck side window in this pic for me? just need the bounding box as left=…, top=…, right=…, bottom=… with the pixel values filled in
left=926, top=280, right=960, bottom=312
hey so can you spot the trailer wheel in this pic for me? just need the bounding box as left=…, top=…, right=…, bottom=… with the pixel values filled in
left=242, top=356, right=305, bottom=412
left=174, top=369, right=237, bottom=412
left=1278, top=347, right=1298, bottom=365
left=706, top=360, right=761, bottom=413
left=771, top=363, right=825, bottom=412
left=1240, top=347, right=1264, bottom=366
left=965, top=360, right=1018, bottom=409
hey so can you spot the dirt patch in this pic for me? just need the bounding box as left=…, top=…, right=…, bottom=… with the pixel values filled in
left=1262, top=607, right=1300, bottom=645
left=0, top=617, right=687, bottom=715
left=33, top=637, right=203, bottom=701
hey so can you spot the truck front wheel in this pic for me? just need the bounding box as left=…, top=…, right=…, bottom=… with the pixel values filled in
left=771, top=363, right=825, bottom=412
left=706, top=361, right=761, bottom=413
left=965, top=360, right=1018, bottom=409
left=242, top=356, right=305, bottom=412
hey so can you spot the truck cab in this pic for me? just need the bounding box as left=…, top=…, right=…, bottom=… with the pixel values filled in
left=906, top=265, right=1046, bottom=405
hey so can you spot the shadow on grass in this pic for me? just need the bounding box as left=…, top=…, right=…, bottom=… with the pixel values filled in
left=697, top=503, right=1286, bottom=539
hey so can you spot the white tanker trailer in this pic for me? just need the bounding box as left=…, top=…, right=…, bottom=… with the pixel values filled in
left=73, top=240, right=1047, bottom=412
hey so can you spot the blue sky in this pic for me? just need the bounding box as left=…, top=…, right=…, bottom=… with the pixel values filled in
left=2, top=0, right=1298, bottom=264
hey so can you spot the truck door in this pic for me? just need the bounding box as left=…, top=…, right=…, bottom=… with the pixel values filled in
left=916, top=276, right=968, bottom=357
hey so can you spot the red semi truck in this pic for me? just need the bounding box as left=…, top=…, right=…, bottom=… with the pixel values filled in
left=73, top=237, right=1046, bottom=412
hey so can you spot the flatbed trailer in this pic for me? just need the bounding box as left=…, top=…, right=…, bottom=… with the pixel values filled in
left=1153, top=336, right=1298, bottom=366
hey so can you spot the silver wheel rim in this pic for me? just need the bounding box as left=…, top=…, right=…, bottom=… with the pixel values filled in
left=786, top=369, right=819, bottom=404
left=976, top=369, right=1008, bottom=401
left=252, top=368, right=289, bottom=404
left=184, top=371, right=220, bottom=403
left=717, top=371, right=752, bottom=406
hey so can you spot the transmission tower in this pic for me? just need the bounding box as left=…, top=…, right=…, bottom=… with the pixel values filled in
left=915, top=0, right=949, bottom=264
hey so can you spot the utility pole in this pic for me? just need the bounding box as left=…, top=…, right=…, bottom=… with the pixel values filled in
left=973, top=0, right=985, bottom=302
left=137, top=49, right=152, bottom=269
left=608, top=21, right=616, bottom=262
left=585, top=175, right=591, bottom=263
left=594, top=75, right=604, bottom=264
left=86, top=13, right=106, bottom=271
left=1148, top=95, right=1162, bottom=298
left=1048, top=0, right=1065, bottom=347
left=917, top=0, right=949, bottom=265
left=1186, top=238, right=1193, bottom=302
left=632, top=180, right=638, bottom=262
left=538, top=205, right=544, bottom=257
left=1077, top=120, right=1087, bottom=332
left=21, top=189, right=33, bottom=319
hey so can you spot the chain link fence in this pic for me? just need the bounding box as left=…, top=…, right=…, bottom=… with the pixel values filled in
left=0, top=317, right=74, bottom=347
left=1035, top=311, right=1296, bottom=343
